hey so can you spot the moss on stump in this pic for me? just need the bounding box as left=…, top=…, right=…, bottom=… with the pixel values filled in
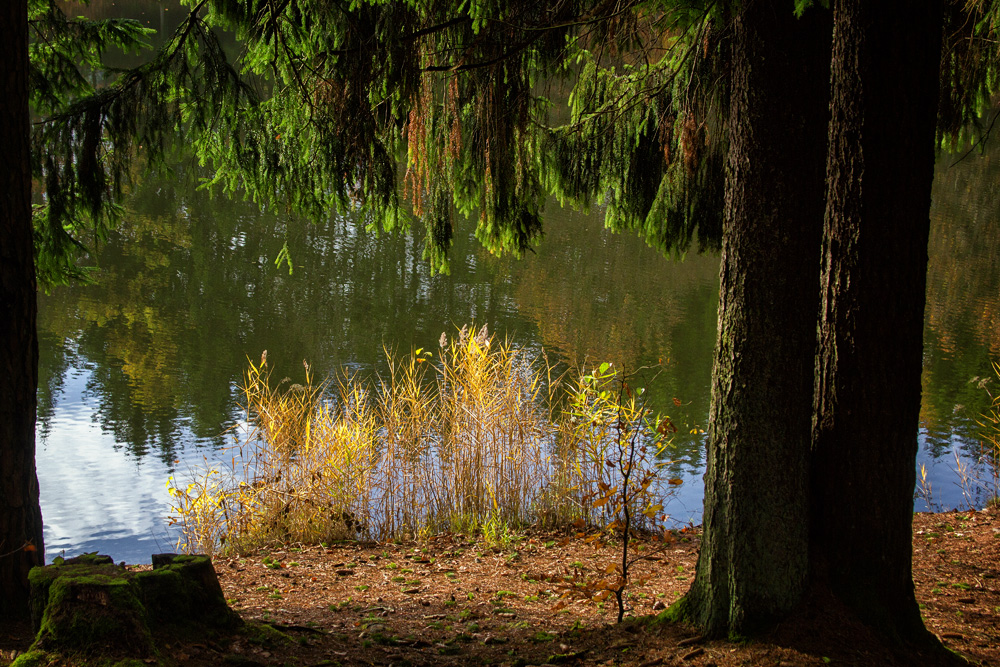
left=135, top=553, right=241, bottom=631
left=15, top=553, right=241, bottom=666
left=35, top=571, right=153, bottom=656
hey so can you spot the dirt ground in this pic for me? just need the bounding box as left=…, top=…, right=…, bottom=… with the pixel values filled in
left=1, top=509, right=997, bottom=666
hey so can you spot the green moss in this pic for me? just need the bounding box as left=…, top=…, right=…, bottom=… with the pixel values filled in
left=242, top=621, right=292, bottom=647
left=27, top=565, right=62, bottom=587
left=167, top=555, right=205, bottom=565
left=135, top=556, right=241, bottom=631
left=10, top=650, right=50, bottom=667
left=25, top=554, right=241, bottom=664
left=133, top=569, right=190, bottom=622
left=27, top=562, right=124, bottom=632
left=70, top=554, right=114, bottom=566
left=34, top=574, right=152, bottom=657
left=12, top=651, right=160, bottom=667
left=655, top=595, right=691, bottom=625
left=370, top=632, right=397, bottom=645
left=727, top=630, right=752, bottom=644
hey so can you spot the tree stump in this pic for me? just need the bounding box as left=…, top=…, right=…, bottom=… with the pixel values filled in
left=136, top=553, right=241, bottom=631
left=17, top=553, right=241, bottom=665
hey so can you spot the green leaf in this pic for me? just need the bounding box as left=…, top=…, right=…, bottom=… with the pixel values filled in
left=274, top=241, right=294, bottom=275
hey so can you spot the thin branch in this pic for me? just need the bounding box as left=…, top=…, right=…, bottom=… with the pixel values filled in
left=34, top=0, right=216, bottom=127
left=423, top=33, right=544, bottom=72
left=948, top=106, right=1000, bottom=168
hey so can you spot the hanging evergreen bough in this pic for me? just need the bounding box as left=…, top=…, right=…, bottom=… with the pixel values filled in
left=30, top=0, right=253, bottom=286
left=32, top=0, right=729, bottom=283
left=937, top=0, right=1000, bottom=153
left=31, top=0, right=1000, bottom=281
left=191, top=0, right=730, bottom=268
left=540, top=14, right=729, bottom=258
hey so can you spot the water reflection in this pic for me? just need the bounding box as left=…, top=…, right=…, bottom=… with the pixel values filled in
left=36, top=157, right=719, bottom=561
left=918, top=147, right=1000, bottom=508
left=35, top=129, right=1000, bottom=560
left=38, top=365, right=182, bottom=559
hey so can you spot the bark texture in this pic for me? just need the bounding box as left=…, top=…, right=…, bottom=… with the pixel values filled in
left=812, top=0, right=943, bottom=641
left=682, top=0, right=831, bottom=636
left=0, top=0, right=44, bottom=621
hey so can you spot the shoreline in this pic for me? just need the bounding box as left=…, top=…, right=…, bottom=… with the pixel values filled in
left=6, top=509, right=995, bottom=666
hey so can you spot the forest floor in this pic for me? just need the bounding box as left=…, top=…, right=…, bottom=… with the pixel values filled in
left=1, top=509, right=997, bottom=666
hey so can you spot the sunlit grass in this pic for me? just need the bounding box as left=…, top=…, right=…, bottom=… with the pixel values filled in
left=977, top=361, right=1000, bottom=509
left=168, top=325, right=672, bottom=555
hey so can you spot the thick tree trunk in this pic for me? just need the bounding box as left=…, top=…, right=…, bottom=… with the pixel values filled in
left=679, top=0, right=831, bottom=636
left=811, top=0, right=942, bottom=642
left=0, top=0, right=44, bottom=621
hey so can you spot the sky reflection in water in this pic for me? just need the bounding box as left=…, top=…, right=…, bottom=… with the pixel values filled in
left=35, top=144, right=1000, bottom=563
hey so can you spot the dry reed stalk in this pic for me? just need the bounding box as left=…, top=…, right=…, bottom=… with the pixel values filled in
left=168, top=327, right=671, bottom=555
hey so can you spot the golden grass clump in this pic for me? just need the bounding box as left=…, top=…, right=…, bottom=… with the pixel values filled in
left=168, top=326, right=673, bottom=555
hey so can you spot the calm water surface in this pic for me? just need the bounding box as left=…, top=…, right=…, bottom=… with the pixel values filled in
left=34, top=144, right=1000, bottom=563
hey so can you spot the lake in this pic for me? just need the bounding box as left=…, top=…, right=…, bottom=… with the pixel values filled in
left=33, top=67, right=1000, bottom=563
left=33, top=142, right=1000, bottom=564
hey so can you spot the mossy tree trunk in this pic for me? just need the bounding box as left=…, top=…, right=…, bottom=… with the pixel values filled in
left=681, top=0, right=831, bottom=637
left=811, top=0, right=944, bottom=642
left=0, top=0, right=44, bottom=622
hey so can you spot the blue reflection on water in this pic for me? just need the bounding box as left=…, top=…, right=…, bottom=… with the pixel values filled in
left=39, top=367, right=186, bottom=564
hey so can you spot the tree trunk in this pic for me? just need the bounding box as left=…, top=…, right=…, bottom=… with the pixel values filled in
left=0, top=0, right=44, bottom=621
left=811, top=0, right=943, bottom=642
left=679, top=0, right=831, bottom=636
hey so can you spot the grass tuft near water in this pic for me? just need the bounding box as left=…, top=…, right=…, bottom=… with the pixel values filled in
left=168, top=326, right=673, bottom=555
